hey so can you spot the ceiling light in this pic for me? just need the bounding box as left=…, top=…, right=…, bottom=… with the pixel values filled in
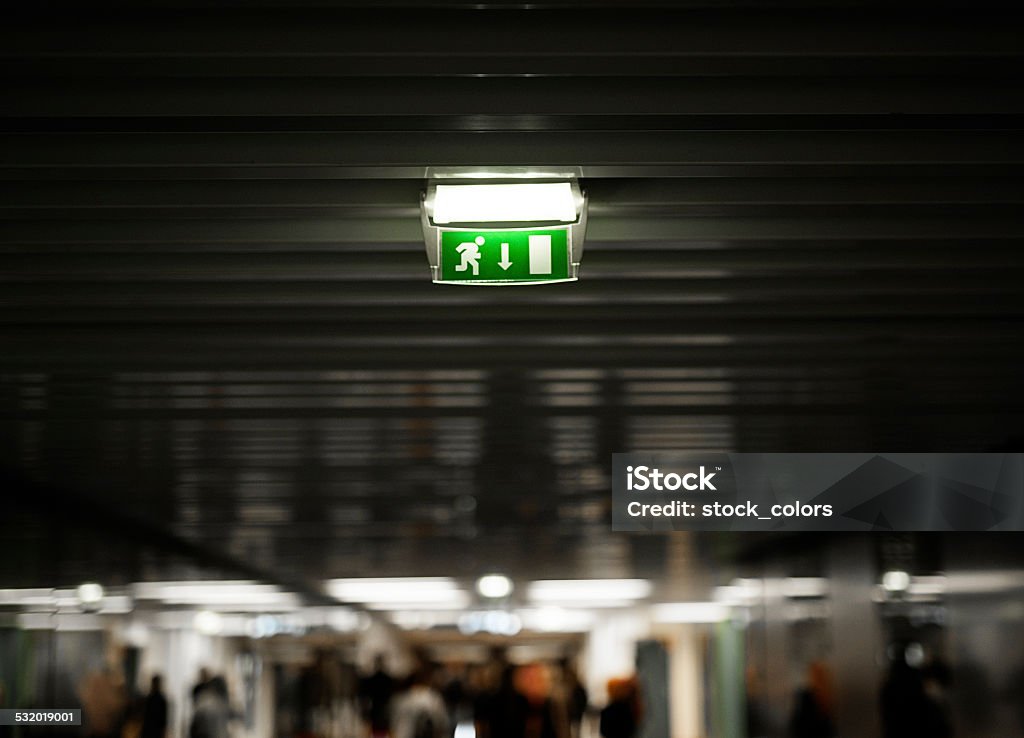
left=325, top=577, right=467, bottom=608
left=714, top=578, right=763, bottom=605
left=76, top=582, right=104, bottom=606
left=526, top=579, right=652, bottom=606
left=905, top=642, right=925, bottom=668
left=0, top=588, right=59, bottom=607
left=458, top=611, right=522, bottom=636
left=518, top=607, right=595, bottom=633
left=907, top=575, right=947, bottom=597
left=18, top=613, right=105, bottom=631
left=782, top=577, right=829, bottom=599
left=432, top=183, right=577, bottom=224
left=945, top=570, right=1024, bottom=594
left=132, top=581, right=299, bottom=611
left=476, top=574, right=513, bottom=599
left=193, top=610, right=223, bottom=635
left=882, top=570, right=911, bottom=593
left=365, top=598, right=471, bottom=611
left=651, top=602, right=731, bottom=624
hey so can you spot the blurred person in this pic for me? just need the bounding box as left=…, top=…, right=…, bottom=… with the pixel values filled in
left=122, top=694, right=145, bottom=738
left=921, top=658, right=954, bottom=738
left=553, top=659, right=588, bottom=738
left=189, top=675, right=231, bottom=738
left=392, top=666, right=449, bottom=738
left=140, top=675, right=169, bottom=738
left=789, top=662, right=835, bottom=738
left=881, top=654, right=923, bottom=738
left=468, top=663, right=496, bottom=738
left=0, top=681, right=12, bottom=738
left=1008, top=664, right=1024, bottom=732
left=78, top=666, right=128, bottom=738
left=880, top=649, right=951, bottom=738
left=301, top=649, right=346, bottom=738
left=360, top=654, right=396, bottom=738
left=438, top=662, right=469, bottom=737
left=475, top=664, right=528, bottom=738
left=599, top=677, right=640, bottom=738
left=191, top=667, right=214, bottom=704
left=515, top=663, right=564, bottom=738
left=745, top=666, right=770, bottom=738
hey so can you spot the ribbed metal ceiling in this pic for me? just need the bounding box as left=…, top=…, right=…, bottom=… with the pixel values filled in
left=2, top=1, right=1022, bottom=590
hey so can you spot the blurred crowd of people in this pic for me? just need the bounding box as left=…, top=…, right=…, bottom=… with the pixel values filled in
left=354, top=650, right=601, bottom=738
left=189, top=669, right=239, bottom=738
left=774, top=655, right=954, bottom=738
left=33, top=646, right=639, bottom=738
left=73, top=666, right=239, bottom=738
left=7, top=641, right=966, bottom=738
left=73, top=668, right=170, bottom=738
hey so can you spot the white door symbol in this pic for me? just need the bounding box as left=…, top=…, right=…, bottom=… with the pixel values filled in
left=528, top=235, right=552, bottom=274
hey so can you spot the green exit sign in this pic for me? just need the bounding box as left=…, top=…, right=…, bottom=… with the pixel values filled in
left=436, top=228, right=574, bottom=285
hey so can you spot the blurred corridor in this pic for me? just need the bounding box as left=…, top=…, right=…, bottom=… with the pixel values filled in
left=2, top=534, right=1024, bottom=738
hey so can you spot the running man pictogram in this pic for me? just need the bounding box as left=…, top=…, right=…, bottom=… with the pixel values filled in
left=455, top=236, right=485, bottom=276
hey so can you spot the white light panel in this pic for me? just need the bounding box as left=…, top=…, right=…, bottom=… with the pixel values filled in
left=432, top=183, right=577, bottom=224
left=133, top=580, right=299, bottom=610
left=325, top=577, right=467, bottom=608
left=526, top=579, right=651, bottom=605
left=651, top=602, right=731, bottom=623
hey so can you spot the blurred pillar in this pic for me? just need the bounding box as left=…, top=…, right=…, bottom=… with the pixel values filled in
left=711, top=621, right=745, bottom=738
left=756, top=570, right=791, bottom=737
left=827, top=537, right=882, bottom=737
left=583, top=611, right=650, bottom=708
left=664, top=623, right=705, bottom=738
left=636, top=639, right=671, bottom=738
left=945, top=535, right=1024, bottom=737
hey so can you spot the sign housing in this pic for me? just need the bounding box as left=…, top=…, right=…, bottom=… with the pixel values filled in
left=421, top=172, right=588, bottom=286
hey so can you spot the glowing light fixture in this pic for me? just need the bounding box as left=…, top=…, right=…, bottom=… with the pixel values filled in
left=651, top=602, right=731, bottom=623
left=782, top=577, right=829, bottom=599
left=458, top=610, right=522, bottom=636
left=76, top=582, right=105, bottom=606
left=476, top=574, right=513, bottom=599
left=518, top=607, right=595, bottom=632
left=193, top=610, right=223, bottom=635
left=882, top=570, right=911, bottom=593
left=421, top=171, right=588, bottom=286
left=714, top=578, right=763, bottom=605
left=432, top=183, right=577, bottom=224
left=526, top=579, right=651, bottom=606
left=907, top=575, right=947, bottom=597
left=325, top=577, right=468, bottom=609
left=133, top=580, right=299, bottom=611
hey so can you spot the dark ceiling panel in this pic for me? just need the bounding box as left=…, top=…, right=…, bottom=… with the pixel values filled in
left=1, top=0, right=1022, bottom=587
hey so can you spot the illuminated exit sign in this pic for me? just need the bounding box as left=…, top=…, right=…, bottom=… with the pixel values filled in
left=420, top=173, right=588, bottom=285
left=435, top=228, right=573, bottom=285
